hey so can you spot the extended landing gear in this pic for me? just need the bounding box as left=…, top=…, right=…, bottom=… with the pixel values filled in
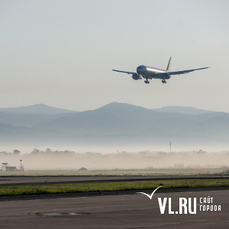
left=161, top=79, right=167, bottom=84
left=144, top=80, right=150, bottom=84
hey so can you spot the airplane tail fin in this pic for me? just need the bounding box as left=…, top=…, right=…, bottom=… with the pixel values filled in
left=166, top=57, right=172, bottom=71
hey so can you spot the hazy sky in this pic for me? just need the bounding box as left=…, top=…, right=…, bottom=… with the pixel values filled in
left=1, top=0, right=229, bottom=111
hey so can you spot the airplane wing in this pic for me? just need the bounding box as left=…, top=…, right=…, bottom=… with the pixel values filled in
left=169, top=67, right=209, bottom=75
left=112, top=69, right=136, bottom=75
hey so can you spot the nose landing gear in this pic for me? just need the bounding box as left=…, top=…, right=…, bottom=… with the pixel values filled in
left=161, top=79, right=167, bottom=84
left=144, top=80, right=150, bottom=84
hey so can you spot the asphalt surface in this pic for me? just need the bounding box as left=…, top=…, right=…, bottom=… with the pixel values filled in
left=0, top=175, right=228, bottom=186
left=0, top=188, right=228, bottom=229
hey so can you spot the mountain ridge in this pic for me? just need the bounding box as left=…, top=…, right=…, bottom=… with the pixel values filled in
left=153, top=106, right=214, bottom=115
left=0, top=102, right=228, bottom=148
left=0, top=104, right=76, bottom=115
left=0, top=102, right=221, bottom=115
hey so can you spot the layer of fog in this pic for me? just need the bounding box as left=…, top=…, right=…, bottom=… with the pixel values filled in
left=1, top=149, right=229, bottom=170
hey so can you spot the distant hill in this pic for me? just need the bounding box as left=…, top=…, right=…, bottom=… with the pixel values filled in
left=0, top=102, right=229, bottom=149
left=0, top=104, right=75, bottom=115
left=35, top=102, right=159, bottom=135
left=34, top=102, right=229, bottom=138
left=0, top=104, right=76, bottom=127
left=153, top=106, right=213, bottom=115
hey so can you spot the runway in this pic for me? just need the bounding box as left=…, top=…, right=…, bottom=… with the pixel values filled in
left=0, top=175, right=228, bottom=186
left=0, top=188, right=228, bottom=228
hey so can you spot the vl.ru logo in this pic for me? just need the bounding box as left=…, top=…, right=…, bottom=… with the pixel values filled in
left=158, top=197, right=196, bottom=214
left=137, top=186, right=221, bottom=215
left=137, top=186, right=162, bottom=200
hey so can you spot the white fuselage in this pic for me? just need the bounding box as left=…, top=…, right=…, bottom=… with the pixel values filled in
left=136, top=65, right=170, bottom=80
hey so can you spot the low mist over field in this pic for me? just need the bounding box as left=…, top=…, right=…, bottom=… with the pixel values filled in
left=1, top=148, right=229, bottom=171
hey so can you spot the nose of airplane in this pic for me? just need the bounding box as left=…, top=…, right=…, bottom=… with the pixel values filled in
left=137, top=65, right=147, bottom=74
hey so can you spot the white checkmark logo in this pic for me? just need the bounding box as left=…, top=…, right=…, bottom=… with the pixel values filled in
left=137, top=185, right=162, bottom=200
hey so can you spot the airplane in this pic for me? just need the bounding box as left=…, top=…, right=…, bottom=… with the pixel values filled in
left=112, top=57, right=209, bottom=84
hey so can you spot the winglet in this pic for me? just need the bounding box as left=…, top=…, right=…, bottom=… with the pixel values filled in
left=166, top=57, right=172, bottom=71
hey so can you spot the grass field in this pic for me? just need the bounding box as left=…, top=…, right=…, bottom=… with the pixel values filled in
left=0, top=179, right=229, bottom=196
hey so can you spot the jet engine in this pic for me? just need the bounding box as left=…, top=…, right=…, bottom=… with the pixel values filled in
left=132, top=73, right=140, bottom=80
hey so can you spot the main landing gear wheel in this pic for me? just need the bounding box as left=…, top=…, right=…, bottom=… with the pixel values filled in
left=144, top=80, right=150, bottom=84
left=162, top=80, right=167, bottom=84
